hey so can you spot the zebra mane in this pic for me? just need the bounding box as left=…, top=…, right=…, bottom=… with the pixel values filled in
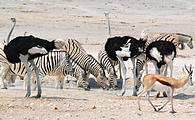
left=87, top=54, right=105, bottom=75
left=176, top=33, right=192, bottom=38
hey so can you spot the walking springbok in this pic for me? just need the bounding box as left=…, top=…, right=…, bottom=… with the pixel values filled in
left=137, top=65, right=193, bottom=113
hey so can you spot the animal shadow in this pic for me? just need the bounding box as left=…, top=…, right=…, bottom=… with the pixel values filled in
left=40, top=96, right=88, bottom=101
left=173, top=93, right=195, bottom=100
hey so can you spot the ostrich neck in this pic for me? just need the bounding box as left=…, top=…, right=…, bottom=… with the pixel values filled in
left=105, top=14, right=111, bottom=38
left=6, top=21, right=16, bottom=45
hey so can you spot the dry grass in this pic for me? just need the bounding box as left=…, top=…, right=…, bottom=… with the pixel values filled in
left=17, top=10, right=42, bottom=13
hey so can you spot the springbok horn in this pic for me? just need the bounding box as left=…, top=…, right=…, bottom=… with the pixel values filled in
left=185, top=65, right=190, bottom=73
left=190, top=64, right=192, bottom=71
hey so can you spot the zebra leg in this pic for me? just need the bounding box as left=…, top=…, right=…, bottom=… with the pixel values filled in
left=56, top=75, right=64, bottom=89
left=117, top=57, right=126, bottom=96
left=10, top=75, right=17, bottom=84
left=19, top=54, right=32, bottom=97
left=29, top=60, right=41, bottom=98
left=0, top=65, right=9, bottom=89
left=59, top=76, right=64, bottom=89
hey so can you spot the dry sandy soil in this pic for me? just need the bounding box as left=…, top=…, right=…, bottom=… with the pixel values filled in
left=0, top=0, right=195, bottom=120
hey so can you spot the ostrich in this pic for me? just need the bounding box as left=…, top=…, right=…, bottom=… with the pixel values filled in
left=146, top=40, right=177, bottom=78
left=105, top=36, right=146, bottom=95
left=3, top=18, right=65, bottom=98
left=103, top=12, right=146, bottom=96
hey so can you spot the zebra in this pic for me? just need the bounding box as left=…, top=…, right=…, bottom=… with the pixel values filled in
left=98, top=49, right=118, bottom=89
left=64, top=39, right=109, bottom=89
left=134, top=30, right=193, bottom=96
left=0, top=50, right=90, bottom=90
left=141, top=30, right=193, bottom=50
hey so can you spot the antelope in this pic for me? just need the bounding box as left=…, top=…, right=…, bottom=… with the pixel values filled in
left=137, top=65, right=193, bottom=113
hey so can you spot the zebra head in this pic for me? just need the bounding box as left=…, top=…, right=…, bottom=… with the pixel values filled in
left=96, top=70, right=109, bottom=90
left=77, top=72, right=90, bottom=91
left=187, top=37, right=193, bottom=49
left=108, top=68, right=118, bottom=90
left=176, top=33, right=193, bottom=49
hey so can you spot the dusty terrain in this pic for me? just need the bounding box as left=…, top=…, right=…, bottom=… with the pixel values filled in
left=0, top=0, right=195, bottom=120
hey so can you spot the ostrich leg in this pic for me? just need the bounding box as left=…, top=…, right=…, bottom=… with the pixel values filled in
left=131, top=58, right=138, bottom=96
left=117, top=57, right=127, bottom=96
left=29, top=60, right=42, bottom=98
left=19, top=54, right=32, bottom=97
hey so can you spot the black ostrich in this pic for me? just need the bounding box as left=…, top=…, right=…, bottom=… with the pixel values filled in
left=146, top=40, right=176, bottom=76
left=105, top=36, right=146, bottom=96
left=3, top=18, right=65, bottom=98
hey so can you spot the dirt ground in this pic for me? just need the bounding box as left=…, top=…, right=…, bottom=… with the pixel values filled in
left=0, top=0, right=195, bottom=120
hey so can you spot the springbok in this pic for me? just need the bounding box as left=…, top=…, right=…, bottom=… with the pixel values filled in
left=137, top=65, right=193, bottom=113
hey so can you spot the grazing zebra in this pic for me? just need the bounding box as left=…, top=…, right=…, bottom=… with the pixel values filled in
left=64, top=39, right=109, bottom=89
left=0, top=50, right=90, bottom=90
left=98, top=49, right=118, bottom=89
left=141, top=30, right=193, bottom=50
left=0, top=42, right=13, bottom=89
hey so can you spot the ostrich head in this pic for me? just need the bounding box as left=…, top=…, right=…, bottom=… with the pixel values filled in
left=140, top=29, right=149, bottom=41
left=53, top=39, right=66, bottom=49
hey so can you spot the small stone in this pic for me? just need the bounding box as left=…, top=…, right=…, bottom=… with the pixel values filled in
left=65, top=113, right=72, bottom=117
left=92, top=105, right=96, bottom=109
left=30, top=103, right=34, bottom=106
left=56, top=117, right=60, bottom=120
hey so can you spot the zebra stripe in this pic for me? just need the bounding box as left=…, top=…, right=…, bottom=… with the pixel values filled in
left=98, top=49, right=118, bottom=89
left=64, top=39, right=108, bottom=89
left=4, top=50, right=89, bottom=90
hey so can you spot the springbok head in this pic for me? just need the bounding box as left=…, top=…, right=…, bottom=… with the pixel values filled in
left=140, top=29, right=149, bottom=41
left=184, top=64, right=193, bottom=86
